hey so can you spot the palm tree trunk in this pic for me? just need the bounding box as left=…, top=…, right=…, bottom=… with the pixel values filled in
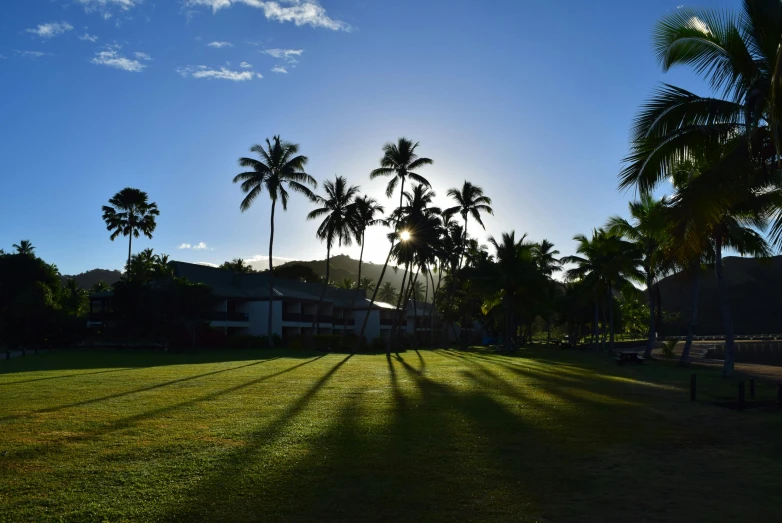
left=680, top=262, right=700, bottom=365
left=313, top=245, right=331, bottom=336
left=643, top=275, right=656, bottom=358
left=608, top=283, right=615, bottom=354
left=127, top=233, right=133, bottom=274
left=655, top=283, right=663, bottom=338
left=408, top=268, right=421, bottom=347
left=592, top=294, right=599, bottom=349
left=359, top=239, right=396, bottom=348
left=392, top=261, right=410, bottom=348
left=267, top=199, right=276, bottom=348
left=429, top=269, right=440, bottom=346
left=715, top=234, right=736, bottom=376
left=505, top=292, right=512, bottom=350
left=343, top=229, right=366, bottom=346
left=446, top=218, right=468, bottom=342
left=600, top=289, right=608, bottom=351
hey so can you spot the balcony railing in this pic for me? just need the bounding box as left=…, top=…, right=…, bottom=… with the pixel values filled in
left=210, top=312, right=249, bottom=322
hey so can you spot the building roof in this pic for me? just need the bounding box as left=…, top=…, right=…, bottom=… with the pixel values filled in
left=171, top=261, right=399, bottom=311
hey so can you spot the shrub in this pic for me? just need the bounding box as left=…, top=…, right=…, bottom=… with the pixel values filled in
left=287, top=335, right=303, bottom=350
left=312, top=334, right=341, bottom=351
left=227, top=335, right=268, bottom=349
left=370, top=337, right=386, bottom=353
left=661, top=340, right=677, bottom=359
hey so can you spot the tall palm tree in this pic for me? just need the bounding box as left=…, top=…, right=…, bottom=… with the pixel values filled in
left=335, top=278, right=355, bottom=290
left=359, top=277, right=375, bottom=291
left=444, top=181, right=493, bottom=337
left=487, top=231, right=537, bottom=350
left=102, top=188, right=160, bottom=271
left=532, top=239, right=561, bottom=343
left=377, top=282, right=397, bottom=304
left=307, top=175, right=360, bottom=333
left=562, top=230, right=608, bottom=349
left=370, top=138, right=433, bottom=225
left=532, top=239, right=561, bottom=277
left=349, top=195, right=385, bottom=309
left=12, top=240, right=35, bottom=256
left=233, top=136, right=317, bottom=345
left=607, top=195, right=669, bottom=357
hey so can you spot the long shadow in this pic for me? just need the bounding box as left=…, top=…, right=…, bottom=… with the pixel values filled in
left=0, top=357, right=283, bottom=423
left=8, top=356, right=327, bottom=461
left=168, top=354, right=354, bottom=521
left=0, top=367, right=138, bottom=386
left=441, top=349, right=650, bottom=411
left=0, top=348, right=319, bottom=375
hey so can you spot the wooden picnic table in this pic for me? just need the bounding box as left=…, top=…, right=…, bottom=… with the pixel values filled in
left=615, top=351, right=644, bottom=365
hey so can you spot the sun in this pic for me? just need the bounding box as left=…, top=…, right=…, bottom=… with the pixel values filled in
left=400, top=230, right=411, bottom=241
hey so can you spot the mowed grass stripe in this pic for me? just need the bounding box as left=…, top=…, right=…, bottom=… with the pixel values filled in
left=1, top=348, right=781, bottom=522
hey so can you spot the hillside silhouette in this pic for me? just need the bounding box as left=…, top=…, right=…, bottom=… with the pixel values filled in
left=658, top=255, right=782, bottom=336
left=61, top=268, right=122, bottom=289
left=275, top=254, right=438, bottom=297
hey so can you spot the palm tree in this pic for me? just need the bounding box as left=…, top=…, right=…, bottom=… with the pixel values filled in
left=377, top=282, right=397, bottom=304
left=562, top=230, right=608, bottom=349
left=370, top=138, right=433, bottom=225
left=444, top=181, right=493, bottom=336
left=12, top=240, right=35, bottom=256
left=233, top=136, right=317, bottom=345
left=359, top=277, right=375, bottom=291
left=349, top=195, right=385, bottom=308
left=532, top=239, right=561, bottom=343
left=102, top=188, right=160, bottom=270
left=532, top=240, right=561, bottom=277
left=220, top=258, right=255, bottom=273
left=307, top=175, right=360, bottom=333
left=487, top=231, right=538, bottom=350
left=607, top=195, right=669, bottom=357
left=335, top=278, right=355, bottom=290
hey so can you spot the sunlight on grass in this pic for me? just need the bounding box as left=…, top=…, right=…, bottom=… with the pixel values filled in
left=0, top=347, right=781, bottom=522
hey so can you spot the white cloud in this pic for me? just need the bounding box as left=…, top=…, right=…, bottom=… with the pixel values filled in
left=196, top=262, right=219, bottom=267
left=134, top=52, right=152, bottom=60
left=0, top=54, right=6, bottom=59
left=177, top=64, right=261, bottom=81
left=207, top=41, right=233, bottom=48
left=92, top=45, right=148, bottom=72
left=75, top=0, right=141, bottom=12
left=79, top=33, right=99, bottom=42
left=179, top=242, right=210, bottom=250
left=271, top=65, right=287, bottom=74
left=262, top=48, right=303, bottom=63
left=16, top=50, right=47, bottom=59
left=240, top=61, right=252, bottom=68
left=184, top=0, right=350, bottom=31
left=27, top=21, right=73, bottom=38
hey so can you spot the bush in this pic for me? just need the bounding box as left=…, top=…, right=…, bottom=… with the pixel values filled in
left=287, top=335, right=304, bottom=350
left=370, top=337, right=386, bottom=353
left=661, top=340, right=677, bottom=359
left=312, top=334, right=341, bottom=351
left=227, top=335, right=268, bottom=349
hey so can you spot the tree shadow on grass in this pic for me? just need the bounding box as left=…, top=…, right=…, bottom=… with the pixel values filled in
left=6, top=356, right=327, bottom=462
left=0, top=367, right=139, bottom=386
left=165, top=354, right=354, bottom=522
left=0, top=349, right=318, bottom=375
left=0, top=357, right=284, bottom=423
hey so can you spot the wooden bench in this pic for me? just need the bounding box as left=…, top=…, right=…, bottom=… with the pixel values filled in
left=615, top=351, right=644, bottom=365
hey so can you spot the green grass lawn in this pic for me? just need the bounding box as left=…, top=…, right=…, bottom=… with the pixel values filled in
left=1, top=347, right=781, bottom=522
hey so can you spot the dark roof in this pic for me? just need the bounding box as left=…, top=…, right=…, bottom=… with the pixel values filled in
left=171, top=261, right=399, bottom=310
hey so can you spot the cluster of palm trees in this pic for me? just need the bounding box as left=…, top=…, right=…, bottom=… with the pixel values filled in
left=233, top=136, right=571, bottom=350
left=602, top=0, right=782, bottom=376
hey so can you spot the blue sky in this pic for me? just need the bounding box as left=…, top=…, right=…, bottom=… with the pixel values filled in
left=0, top=0, right=732, bottom=274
